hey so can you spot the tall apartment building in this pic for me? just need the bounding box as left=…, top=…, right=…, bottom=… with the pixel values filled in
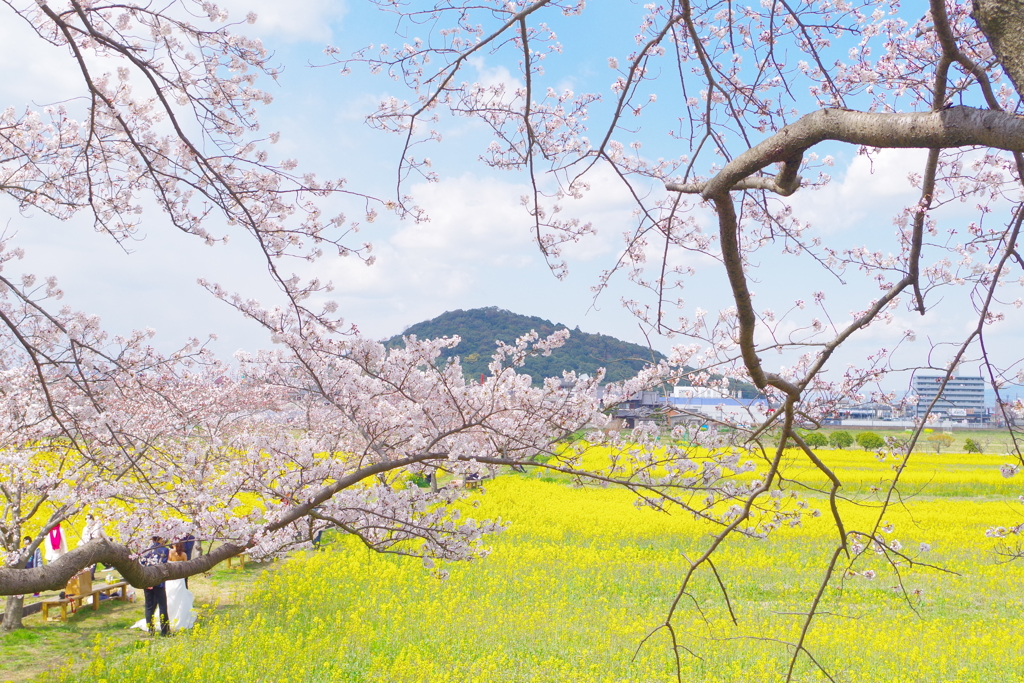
left=914, top=374, right=987, bottom=422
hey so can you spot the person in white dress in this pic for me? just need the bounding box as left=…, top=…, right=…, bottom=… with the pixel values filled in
left=162, top=576, right=197, bottom=631
left=45, top=523, right=67, bottom=563
left=164, top=542, right=197, bottom=630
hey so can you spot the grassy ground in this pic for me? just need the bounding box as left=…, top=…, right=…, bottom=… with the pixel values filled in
left=33, top=448, right=1024, bottom=683
left=0, top=559, right=274, bottom=683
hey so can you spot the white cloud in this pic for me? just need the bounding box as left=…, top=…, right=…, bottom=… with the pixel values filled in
left=786, top=148, right=929, bottom=235
left=393, top=175, right=535, bottom=258
left=218, top=0, right=346, bottom=43
left=555, top=165, right=639, bottom=262
left=324, top=174, right=539, bottom=302
left=312, top=171, right=672, bottom=344
left=469, top=58, right=523, bottom=94
left=324, top=168, right=667, bottom=304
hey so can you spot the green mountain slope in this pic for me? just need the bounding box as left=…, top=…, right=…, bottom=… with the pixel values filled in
left=386, top=307, right=664, bottom=385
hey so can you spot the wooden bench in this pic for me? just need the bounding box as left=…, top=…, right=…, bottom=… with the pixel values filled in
left=447, top=472, right=494, bottom=490
left=41, top=581, right=129, bottom=622
left=465, top=472, right=495, bottom=489
left=226, top=553, right=247, bottom=569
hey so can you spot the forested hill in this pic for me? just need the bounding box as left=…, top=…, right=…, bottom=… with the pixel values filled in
left=386, top=307, right=665, bottom=385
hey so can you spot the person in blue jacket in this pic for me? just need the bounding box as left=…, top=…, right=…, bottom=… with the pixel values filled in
left=22, top=536, right=42, bottom=570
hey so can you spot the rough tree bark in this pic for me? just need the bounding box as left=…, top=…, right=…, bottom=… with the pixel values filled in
left=1, top=595, right=24, bottom=631
left=973, top=0, right=1024, bottom=97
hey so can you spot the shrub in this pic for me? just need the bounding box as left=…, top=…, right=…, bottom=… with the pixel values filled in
left=926, top=432, right=955, bottom=454
left=964, top=438, right=984, bottom=454
left=829, top=431, right=854, bottom=449
left=803, top=432, right=829, bottom=448
left=408, top=473, right=431, bottom=488
left=856, top=432, right=885, bottom=450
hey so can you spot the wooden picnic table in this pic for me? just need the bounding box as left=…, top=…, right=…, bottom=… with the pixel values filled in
left=41, top=581, right=129, bottom=623
left=461, top=471, right=495, bottom=489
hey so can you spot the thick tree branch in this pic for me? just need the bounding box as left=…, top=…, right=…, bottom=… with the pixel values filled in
left=0, top=451, right=450, bottom=595
left=666, top=107, right=1024, bottom=198
left=0, top=536, right=248, bottom=595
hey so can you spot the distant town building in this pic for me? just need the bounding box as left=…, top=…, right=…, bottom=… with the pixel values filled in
left=613, top=390, right=769, bottom=429
left=668, top=395, right=771, bottom=426
left=832, top=401, right=902, bottom=422
left=673, top=385, right=736, bottom=399
left=913, top=374, right=987, bottom=423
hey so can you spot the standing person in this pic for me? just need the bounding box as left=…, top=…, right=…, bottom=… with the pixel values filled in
left=168, top=542, right=187, bottom=562
left=169, top=541, right=189, bottom=588
left=139, top=536, right=170, bottom=636
left=45, top=523, right=67, bottom=564
left=80, top=514, right=103, bottom=578
left=81, top=514, right=103, bottom=544
left=162, top=542, right=197, bottom=630
left=22, top=536, right=41, bottom=597
left=22, top=536, right=42, bottom=570
left=181, top=533, right=196, bottom=560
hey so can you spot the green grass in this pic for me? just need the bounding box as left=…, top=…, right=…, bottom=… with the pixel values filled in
left=0, top=560, right=274, bottom=683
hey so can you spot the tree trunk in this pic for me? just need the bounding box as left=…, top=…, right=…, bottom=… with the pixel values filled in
left=2, top=595, right=24, bottom=631
left=973, top=0, right=1024, bottom=99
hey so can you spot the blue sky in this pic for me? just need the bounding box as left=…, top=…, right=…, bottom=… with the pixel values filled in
left=1, top=0, right=1020, bottom=396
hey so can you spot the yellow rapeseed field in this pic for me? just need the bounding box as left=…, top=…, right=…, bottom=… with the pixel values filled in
left=45, top=447, right=1024, bottom=682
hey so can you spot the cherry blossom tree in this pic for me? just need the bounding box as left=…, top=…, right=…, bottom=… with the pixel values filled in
left=0, top=0, right=372, bottom=625
left=0, top=0, right=317, bottom=626
left=0, top=230, right=238, bottom=628
left=0, top=2, right=656, bottom=625
left=0, top=3, right=683, bottom=624
left=3, top=0, right=1024, bottom=677
left=0, top=311, right=676, bottom=599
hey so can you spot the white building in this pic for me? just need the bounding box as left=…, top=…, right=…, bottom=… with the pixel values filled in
left=673, top=385, right=733, bottom=399
left=913, top=374, right=987, bottom=423
left=667, top=396, right=771, bottom=426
